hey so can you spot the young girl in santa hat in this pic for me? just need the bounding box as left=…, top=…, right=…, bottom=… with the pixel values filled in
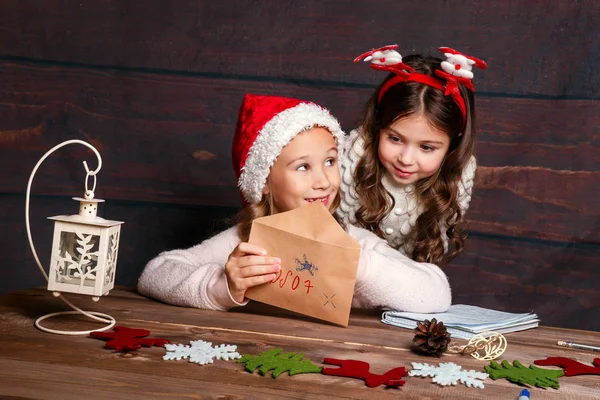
left=338, top=45, right=487, bottom=266
left=138, top=93, right=451, bottom=313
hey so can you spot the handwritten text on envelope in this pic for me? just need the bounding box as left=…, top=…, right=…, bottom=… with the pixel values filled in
left=245, top=202, right=361, bottom=326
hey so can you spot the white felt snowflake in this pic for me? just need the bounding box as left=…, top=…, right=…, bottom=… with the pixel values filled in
left=409, top=362, right=488, bottom=389
left=163, top=340, right=241, bottom=365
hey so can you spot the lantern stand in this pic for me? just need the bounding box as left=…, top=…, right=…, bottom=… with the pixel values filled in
left=25, top=139, right=118, bottom=335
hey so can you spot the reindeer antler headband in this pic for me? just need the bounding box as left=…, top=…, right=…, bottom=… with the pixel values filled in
left=355, top=45, right=487, bottom=130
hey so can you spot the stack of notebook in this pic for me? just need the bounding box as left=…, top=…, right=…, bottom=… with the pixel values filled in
left=382, top=304, right=540, bottom=340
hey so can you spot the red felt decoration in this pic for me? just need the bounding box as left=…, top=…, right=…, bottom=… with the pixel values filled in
left=90, top=326, right=170, bottom=351
left=534, top=357, right=600, bottom=377
left=321, top=358, right=407, bottom=388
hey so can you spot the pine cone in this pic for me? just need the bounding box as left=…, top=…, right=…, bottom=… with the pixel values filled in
left=412, top=318, right=451, bottom=357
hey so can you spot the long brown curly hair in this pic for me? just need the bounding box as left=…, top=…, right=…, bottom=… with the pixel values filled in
left=354, top=54, right=476, bottom=265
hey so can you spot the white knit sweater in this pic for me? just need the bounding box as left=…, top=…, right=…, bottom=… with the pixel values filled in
left=137, top=224, right=451, bottom=313
left=338, top=129, right=477, bottom=257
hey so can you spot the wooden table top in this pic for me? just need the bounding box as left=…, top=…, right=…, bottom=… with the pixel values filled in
left=1, top=287, right=599, bottom=399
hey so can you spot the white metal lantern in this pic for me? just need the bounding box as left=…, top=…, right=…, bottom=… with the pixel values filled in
left=47, top=196, right=123, bottom=301
left=26, top=139, right=122, bottom=334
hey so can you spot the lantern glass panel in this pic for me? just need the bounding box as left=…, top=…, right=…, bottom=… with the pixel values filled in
left=55, top=231, right=100, bottom=288
left=104, top=231, right=119, bottom=286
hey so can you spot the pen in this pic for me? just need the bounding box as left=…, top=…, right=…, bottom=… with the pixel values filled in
left=518, top=389, right=530, bottom=400
left=557, top=340, right=600, bottom=352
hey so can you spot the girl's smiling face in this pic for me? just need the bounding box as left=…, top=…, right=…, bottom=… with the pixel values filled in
left=264, top=127, right=340, bottom=213
left=378, top=114, right=451, bottom=184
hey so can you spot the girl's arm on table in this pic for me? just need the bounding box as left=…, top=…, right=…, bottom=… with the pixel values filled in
left=137, top=226, right=247, bottom=311
left=349, top=225, right=452, bottom=313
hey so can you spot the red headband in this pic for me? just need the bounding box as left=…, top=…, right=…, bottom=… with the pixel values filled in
left=354, top=45, right=487, bottom=131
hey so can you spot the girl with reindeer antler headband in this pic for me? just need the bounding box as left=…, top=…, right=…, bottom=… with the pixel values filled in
left=337, top=45, right=487, bottom=265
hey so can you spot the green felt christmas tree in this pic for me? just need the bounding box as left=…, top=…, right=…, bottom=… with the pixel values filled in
left=238, top=348, right=322, bottom=378
left=485, top=360, right=564, bottom=389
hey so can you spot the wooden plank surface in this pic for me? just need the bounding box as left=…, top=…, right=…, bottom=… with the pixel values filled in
left=0, top=1, right=597, bottom=97
left=1, top=288, right=600, bottom=399
left=1, top=61, right=597, bottom=243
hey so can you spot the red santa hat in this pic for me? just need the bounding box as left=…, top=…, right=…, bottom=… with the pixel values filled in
left=232, top=94, right=344, bottom=204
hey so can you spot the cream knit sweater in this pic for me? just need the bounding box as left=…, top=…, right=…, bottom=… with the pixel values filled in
left=138, top=224, right=451, bottom=313
left=338, top=129, right=477, bottom=257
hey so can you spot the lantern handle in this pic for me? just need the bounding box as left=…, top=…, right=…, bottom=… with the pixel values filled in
left=25, top=139, right=115, bottom=335
left=83, top=159, right=99, bottom=199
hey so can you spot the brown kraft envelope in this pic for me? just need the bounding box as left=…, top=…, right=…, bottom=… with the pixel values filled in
left=245, top=201, right=361, bottom=327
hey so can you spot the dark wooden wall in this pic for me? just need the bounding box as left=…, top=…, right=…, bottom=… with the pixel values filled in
left=1, top=1, right=598, bottom=330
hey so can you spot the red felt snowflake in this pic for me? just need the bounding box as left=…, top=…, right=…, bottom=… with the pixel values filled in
left=321, top=358, right=407, bottom=387
left=90, top=326, right=170, bottom=351
left=534, top=357, right=600, bottom=377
